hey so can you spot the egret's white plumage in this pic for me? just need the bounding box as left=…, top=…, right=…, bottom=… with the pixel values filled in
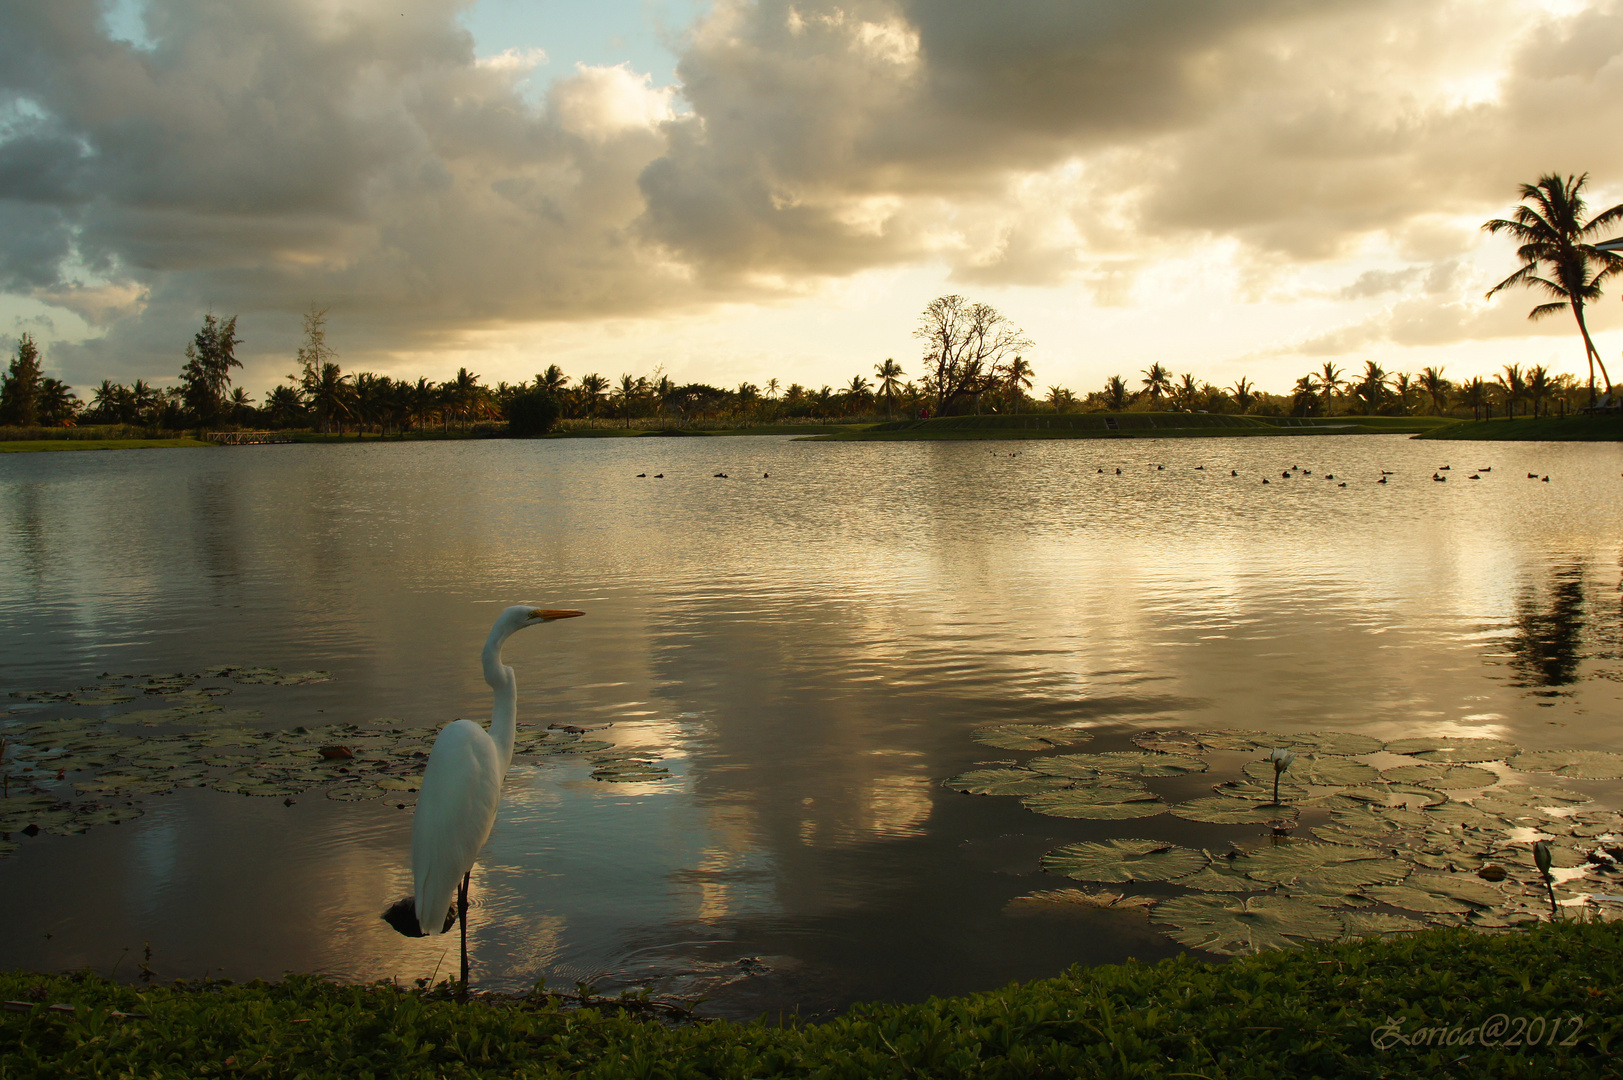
left=409, top=604, right=583, bottom=937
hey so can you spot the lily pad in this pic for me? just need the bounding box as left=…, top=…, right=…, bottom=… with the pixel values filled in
left=1379, top=763, right=1499, bottom=790
left=971, top=725, right=1093, bottom=751
left=1238, top=841, right=1399, bottom=886
left=1032, top=752, right=1206, bottom=779
left=1331, top=785, right=1446, bottom=810
left=1339, top=911, right=1426, bottom=936
left=1004, top=888, right=1156, bottom=916
left=1179, top=861, right=1264, bottom=893
left=1171, top=797, right=1298, bottom=825
left=1133, top=729, right=1271, bottom=754
left=1151, top=894, right=1342, bottom=955
left=1040, top=839, right=1206, bottom=883
left=1242, top=757, right=1379, bottom=787
left=1386, top=737, right=1519, bottom=763
left=1277, top=732, right=1384, bottom=756
left=1022, top=782, right=1166, bottom=820
left=943, top=769, right=1074, bottom=796
left=1507, top=750, right=1623, bottom=781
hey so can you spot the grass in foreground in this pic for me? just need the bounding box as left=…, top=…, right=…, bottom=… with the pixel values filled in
left=0, top=438, right=214, bottom=453
left=1413, top=414, right=1623, bottom=441
left=2, top=921, right=1617, bottom=1078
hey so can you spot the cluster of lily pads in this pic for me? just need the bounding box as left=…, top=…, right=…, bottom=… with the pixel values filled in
left=950, top=724, right=1623, bottom=955
left=0, top=670, right=671, bottom=859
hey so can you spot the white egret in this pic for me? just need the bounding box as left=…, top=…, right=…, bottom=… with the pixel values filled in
left=383, top=603, right=584, bottom=997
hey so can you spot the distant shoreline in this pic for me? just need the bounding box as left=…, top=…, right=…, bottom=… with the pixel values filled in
left=3, top=413, right=1618, bottom=452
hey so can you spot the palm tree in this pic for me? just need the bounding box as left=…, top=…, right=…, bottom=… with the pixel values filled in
left=1460, top=377, right=1489, bottom=420
left=538, top=365, right=569, bottom=395
left=1319, top=362, right=1345, bottom=416
left=1496, top=363, right=1526, bottom=418
left=1526, top=364, right=1552, bottom=418
left=844, top=375, right=872, bottom=415
left=874, top=359, right=904, bottom=419
left=1483, top=173, right=1623, bottom=408
left=1140, top=363, right=1171, bottom=407
left=1391, top=372, right=1413, bottom=416
left=227, top=386, right=254, bottom=426
left=1102, top=375, right=1130, bottom=412
left=1229, top=377, right=1256, bottom=414
left=306, top=361, right=351, bottom=433
left=764, top=378, right=780, bottom=401
left=1005, top=355, right=1034, bottom=413
left=578, top=373, right=608, bottom=418
left=1353, top=361, right=1388, bottom=415
left=1293, top=374, right=1322, bottom=417
left=1418, top=366, right=1451, bottom=415
left=1046, top=385, right=1075, bottom=413
left=1173, top=373, right=1198, bottom=411
left=449, top=368, right=481, bottom=431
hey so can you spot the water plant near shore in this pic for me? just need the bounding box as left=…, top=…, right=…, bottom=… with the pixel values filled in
left=954, top=724, right=1623, bottom=955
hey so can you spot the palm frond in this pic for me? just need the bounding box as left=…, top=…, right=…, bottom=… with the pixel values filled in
left=1527, top=300, right=1568, bottom=321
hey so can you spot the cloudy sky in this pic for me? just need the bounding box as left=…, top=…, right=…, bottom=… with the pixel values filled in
left=5, top=0, right=1623, bottom=398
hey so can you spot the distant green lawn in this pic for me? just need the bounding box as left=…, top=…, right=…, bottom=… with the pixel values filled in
left=0, top=438, right=214, bottom=453
left=1414, top=414, right=1623, bottom=441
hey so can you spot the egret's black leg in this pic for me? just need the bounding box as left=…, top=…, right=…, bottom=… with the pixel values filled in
left=458, top=871, right=470, bottom=1003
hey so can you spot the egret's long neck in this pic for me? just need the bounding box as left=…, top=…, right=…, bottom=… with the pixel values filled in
left=482, top=626, right=519, bottom=778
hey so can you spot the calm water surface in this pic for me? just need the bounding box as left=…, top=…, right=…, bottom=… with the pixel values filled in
left=2, top=435, right=1621, bottom=1016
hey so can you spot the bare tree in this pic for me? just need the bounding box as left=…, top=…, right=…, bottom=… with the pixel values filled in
left=914, top=295, right=1032, bottom=417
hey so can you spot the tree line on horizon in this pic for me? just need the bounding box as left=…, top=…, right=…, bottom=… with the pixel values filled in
left=2, top=173, right=1618, bottom=434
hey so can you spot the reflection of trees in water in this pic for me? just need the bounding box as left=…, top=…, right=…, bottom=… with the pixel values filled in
left=1506, top=564, right=1587, bottom=690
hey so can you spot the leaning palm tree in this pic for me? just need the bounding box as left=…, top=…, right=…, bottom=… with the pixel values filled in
left=874, top=359, right=904, bottom=419
left=1140, top=363, right=1172, bottom=407
left=1418, top=366, right=1451, bottom=415
left=1483, top=173, right=1623, bottom=408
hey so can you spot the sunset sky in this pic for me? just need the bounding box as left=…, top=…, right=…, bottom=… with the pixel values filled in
left=5, top=0, right=1623, bottom=399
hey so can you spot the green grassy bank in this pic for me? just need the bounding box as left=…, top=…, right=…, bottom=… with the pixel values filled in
left=3, top=922, right=1617, bottom=1078
left=1412, top=413, right=1623, bottom=441
left=0, top=437, right=214, bottom=453
left=811, top=414, right=1455, bottom=441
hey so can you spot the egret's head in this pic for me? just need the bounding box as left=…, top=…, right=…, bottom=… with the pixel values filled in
left=493, top=603, right=585, bottom=640
left=526, top=606, right=585, bottom=623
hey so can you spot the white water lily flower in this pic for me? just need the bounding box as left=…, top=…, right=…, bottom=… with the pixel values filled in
left=1267, top=748, right=1297, bottom=774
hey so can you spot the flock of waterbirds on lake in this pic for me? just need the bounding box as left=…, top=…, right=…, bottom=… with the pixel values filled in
left=623, top=458, right=1572, bottom=487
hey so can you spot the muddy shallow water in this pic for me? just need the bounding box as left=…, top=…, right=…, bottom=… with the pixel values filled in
left=2, top=434, right=1620, bottom=1017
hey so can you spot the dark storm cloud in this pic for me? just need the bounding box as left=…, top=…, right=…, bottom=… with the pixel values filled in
left=2, top=0, right=1622, bottom=381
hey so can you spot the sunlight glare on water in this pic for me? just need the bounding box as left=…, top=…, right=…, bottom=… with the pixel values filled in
left=1, top=435, right=1620, bottom=1015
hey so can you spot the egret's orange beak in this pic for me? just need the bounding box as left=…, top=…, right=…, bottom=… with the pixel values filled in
left=531, top=609, right=585, bottom=621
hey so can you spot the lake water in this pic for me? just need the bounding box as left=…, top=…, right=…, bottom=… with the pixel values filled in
left=2, top=434, right=1621, bottom=1017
